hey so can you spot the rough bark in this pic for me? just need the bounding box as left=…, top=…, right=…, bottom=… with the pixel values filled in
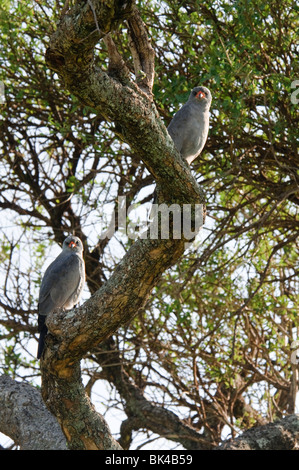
left=40, top=0, right=205, bottom=450
left=219, top=414, right=299, bottom=450
left=45, top=1, right=202, bottom=204
left=0, top=375, right=67, bottom=450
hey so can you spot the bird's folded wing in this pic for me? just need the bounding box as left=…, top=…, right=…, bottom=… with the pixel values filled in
left=38, top=253, right=81, bottom=314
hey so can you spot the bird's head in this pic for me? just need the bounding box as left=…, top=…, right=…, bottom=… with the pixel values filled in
left=190, top=86, right=212, bottom=108
left=63, top=235, right=84, bottom=254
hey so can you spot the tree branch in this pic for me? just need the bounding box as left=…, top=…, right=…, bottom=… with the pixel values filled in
left=0, top=375, right=67, bottom=450
left=45, top=0, right=201, bottom=204
left=219, top=414, right=299, bottom=450
left=41, top=0, right=205, bottom=449
left=2, top=375, right=298, bottom=451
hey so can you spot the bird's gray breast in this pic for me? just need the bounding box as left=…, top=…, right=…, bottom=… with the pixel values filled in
left=38, top=252, right=85, bottom=316
left=167, top=104, right=209, bottom=162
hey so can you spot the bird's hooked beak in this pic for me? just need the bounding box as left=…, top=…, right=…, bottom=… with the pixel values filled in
left=195, top=90, right=205, bottom=99
left=68, top=240, right=76, bottom=248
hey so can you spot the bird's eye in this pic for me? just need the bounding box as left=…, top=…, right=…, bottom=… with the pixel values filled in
left=76, top=241, right=79, bottom=245
left=193, top=91, right=197, bottom=96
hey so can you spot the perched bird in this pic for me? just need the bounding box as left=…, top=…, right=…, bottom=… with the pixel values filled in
left=37, top=235, right=85, bottom=359
left=167, top=86, right=212, bottom=164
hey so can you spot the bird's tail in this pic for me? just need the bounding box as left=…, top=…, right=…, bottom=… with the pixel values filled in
left=37, top=315, right=48, bottom=359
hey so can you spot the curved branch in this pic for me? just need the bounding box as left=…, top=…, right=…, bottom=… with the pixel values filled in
left=96, top=338, right=208, bottom=450
left=45, top=0, right=202, bottom=204
left=127, top=5, right=155, bottom=95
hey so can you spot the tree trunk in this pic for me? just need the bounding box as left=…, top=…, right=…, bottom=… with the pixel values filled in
left=40, top=0, right=204, bottom=449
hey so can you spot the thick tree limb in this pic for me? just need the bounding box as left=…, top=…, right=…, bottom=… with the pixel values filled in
left=95, top=338, right=209, bottom=450
left=45, top=0, right=201, bottom=204
left=41, top=0, right=205, bottom=449
left=0, top=375, right=67, bottom=450
left=41, top=235, right=198, bottom=448
left=219, top=414, right=299, bottom=450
